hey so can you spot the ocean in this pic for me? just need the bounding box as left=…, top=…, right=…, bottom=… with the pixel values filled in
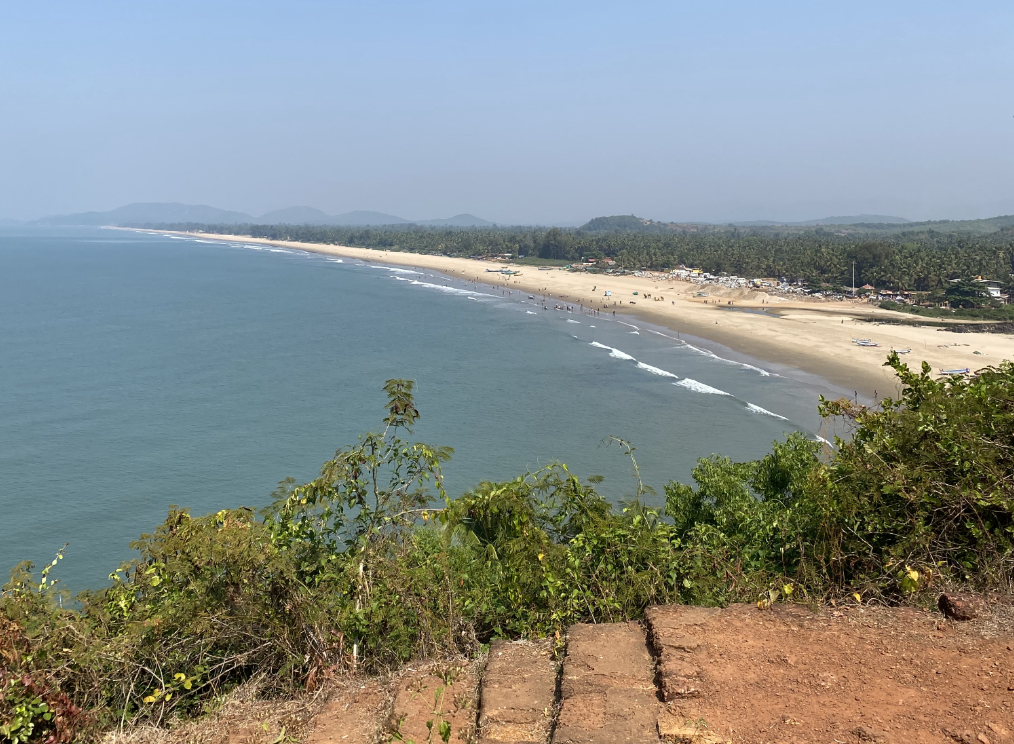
left=0, top=227, right=845, bottom=591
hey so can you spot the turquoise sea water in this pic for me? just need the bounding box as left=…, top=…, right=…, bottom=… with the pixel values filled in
left=0, top=227, right=845, bottom=591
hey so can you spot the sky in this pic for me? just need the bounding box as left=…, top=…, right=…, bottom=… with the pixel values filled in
left=1, top=1, right=1013, bottom=225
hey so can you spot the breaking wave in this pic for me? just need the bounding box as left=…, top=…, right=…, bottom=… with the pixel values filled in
left=745, top=403, right=788, bottom=420
left=589, top=341, right=636, bottom=361
left=675, top=378, right=731, bottom=396
left=636, top=362, right=678, bottom=379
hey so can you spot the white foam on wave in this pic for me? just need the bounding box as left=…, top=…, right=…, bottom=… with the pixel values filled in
left=371, top=265, right=420, bottom=274
left=409, top=280, right=482, bottom=297
left=675, top=378, right=731, bottom=396
left=567, top=319, right=580, bottom=324
left=526, top=311, right=537, bottom=315
left=646, top=329, right=681, bottom=341
left=268, top=248, right=292, bottom=254
left=629, top=331, right=639, bottom=335
left=194, top=239, right=218, bottom=244
left=169, top=236, right=188, bottom=240
left=617, top=321, right=640, bottom=330
left=815, top=436, right=835, bottom=448
left=326, top=258, right=344, bottom=263
left=636, top=362, right=679, bottom=379
left=590, top=342, right=680, bottom=380
left=589, top=325, right=596, bottom=328
left=681, top=342, right=771, bottom=376
left=589, top=341, right=635, bottom=361
left=745, top=403, right=788, bottom=420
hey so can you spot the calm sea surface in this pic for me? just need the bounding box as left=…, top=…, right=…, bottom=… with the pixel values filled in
left=0, top=227, right=845, bottom=590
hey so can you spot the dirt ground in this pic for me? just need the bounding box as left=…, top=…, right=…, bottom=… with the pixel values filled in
left=654, top=602, right=1014, bottom=744
left=103, top=599, right=1014, bottom=744
left=384, top=660, right=481, bottom=744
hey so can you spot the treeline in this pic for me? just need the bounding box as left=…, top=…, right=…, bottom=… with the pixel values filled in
left=139, top=222, right=1014, bottom=292
left=4, top=360, right=1014, bottom=740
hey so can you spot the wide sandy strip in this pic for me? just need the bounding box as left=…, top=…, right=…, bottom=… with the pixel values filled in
left=126, top=229, right=1014, bottom=398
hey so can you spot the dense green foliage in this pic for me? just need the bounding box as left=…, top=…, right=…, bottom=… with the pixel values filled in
left=3, top=360, right=1014, bottom=739
left=880, top=300, right=1014, bottom=320
left=143, top=221, right=1014, bottom=292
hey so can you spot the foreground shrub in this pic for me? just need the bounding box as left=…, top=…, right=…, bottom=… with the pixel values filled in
left=664, top=354, right=1014, bottom=599
left=3, top=359, right=1014, bottom=738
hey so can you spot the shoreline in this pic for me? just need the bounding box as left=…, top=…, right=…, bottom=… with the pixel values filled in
left=122, top=228, right=1014, bottom=398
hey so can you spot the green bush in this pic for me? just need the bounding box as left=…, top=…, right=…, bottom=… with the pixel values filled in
left=3, top=361, right=1014, bottom=738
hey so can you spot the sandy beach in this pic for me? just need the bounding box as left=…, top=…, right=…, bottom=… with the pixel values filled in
left=132, top=230, right=1014, bottom=398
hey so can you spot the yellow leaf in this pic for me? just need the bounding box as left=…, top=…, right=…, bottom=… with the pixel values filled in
left=174, top=673, right=186, bottom=682
left=142, top=696, right=156, bottom=704
left=782, top=584, right=794, bottom=597
left=853, top=593, right=862, bottom=603
left=537, top=553, right=544, bottom=562
left=183, top=680, right=192, bottom=690
left=164, top=693, right=172, bottom=701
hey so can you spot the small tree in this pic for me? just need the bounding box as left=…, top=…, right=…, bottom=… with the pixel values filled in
left=945, top=278, right=993, bottom=309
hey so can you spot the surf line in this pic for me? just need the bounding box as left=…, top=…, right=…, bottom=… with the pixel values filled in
left=588, top=341, right=789, bottom=419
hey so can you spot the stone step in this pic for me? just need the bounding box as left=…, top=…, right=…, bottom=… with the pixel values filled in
left=644, top=605, right=720, bottom=702
left=552, top=621, right=661, bottom=744
left=476, top=639, right=558, bottom=744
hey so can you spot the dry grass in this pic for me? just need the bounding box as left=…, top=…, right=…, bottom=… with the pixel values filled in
left=100, top=675, right=332, bottom=744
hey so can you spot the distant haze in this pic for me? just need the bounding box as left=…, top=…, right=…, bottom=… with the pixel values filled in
left=31, top=203, right=494, bottom=228
left=2, top=2, right=1013, bottom=224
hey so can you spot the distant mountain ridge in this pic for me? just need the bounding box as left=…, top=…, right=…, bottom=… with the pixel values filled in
left=31, top=203, right=494, bottom=227
left=731, top=214, right=911, bottom=227
left=37, top=203, right=255, bottom=226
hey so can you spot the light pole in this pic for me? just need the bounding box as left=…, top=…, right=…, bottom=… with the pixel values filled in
left=852, top=261, right=856, bottom=298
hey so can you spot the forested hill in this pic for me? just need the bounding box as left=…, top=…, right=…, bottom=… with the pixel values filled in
left=136, top=220, right=1014, bottom=293
left=579, top=213, right=1014, bottom=236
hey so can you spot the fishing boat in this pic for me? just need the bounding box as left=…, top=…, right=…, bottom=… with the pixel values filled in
left=854, top=339, right=880, bottom=347
left=939, top=367, right=970, bottom=375
left=893, top=348, right=911, bottom=354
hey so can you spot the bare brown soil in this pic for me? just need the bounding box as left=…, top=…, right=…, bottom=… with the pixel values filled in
left=304, top=679, right=389, bottom=744
left=648, top=602, right=1014, bottom=744
left=384, top=660, right=481, bottom=744
left=105, top=599, right=1014, bottom=744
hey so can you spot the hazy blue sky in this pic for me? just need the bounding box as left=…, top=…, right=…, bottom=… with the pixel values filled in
left=2, top=1, right=1012, bottom=224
